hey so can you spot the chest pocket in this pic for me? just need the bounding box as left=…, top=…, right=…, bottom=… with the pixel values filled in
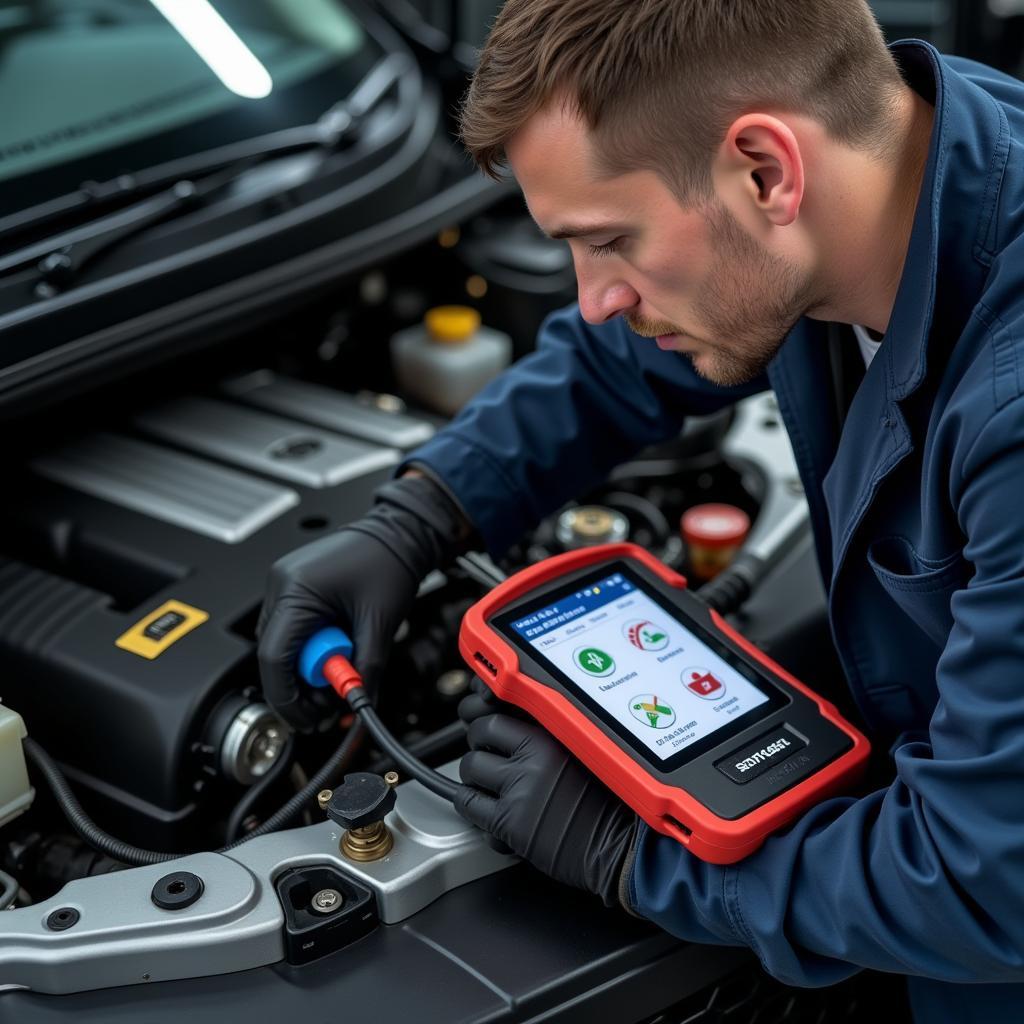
left=867, top=536, right=973, bottom=649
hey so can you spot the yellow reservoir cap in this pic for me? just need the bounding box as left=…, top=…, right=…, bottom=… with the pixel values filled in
left=425, top=305, right=481, bottom=344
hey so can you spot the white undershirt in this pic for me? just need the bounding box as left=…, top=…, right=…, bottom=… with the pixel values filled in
left=853, top=324, right=883, bottom=368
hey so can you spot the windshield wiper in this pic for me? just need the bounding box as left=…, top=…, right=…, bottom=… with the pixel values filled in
left=25, top=168, right=243, bottom=298
left=0, top=52, right=413, bottom=283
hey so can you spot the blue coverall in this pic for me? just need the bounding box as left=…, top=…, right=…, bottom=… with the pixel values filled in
left=400, top=40, right=1024, bottom=1022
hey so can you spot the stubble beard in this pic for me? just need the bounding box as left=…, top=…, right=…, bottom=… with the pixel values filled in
left=690, top=202, right=818, bottom=387
left=627, top=202, right=818, bottom=389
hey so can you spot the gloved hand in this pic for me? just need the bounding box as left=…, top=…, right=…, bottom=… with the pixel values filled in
left=257, top=472, right=471, bottom=732
left=454, top=680, right=641, bottom=911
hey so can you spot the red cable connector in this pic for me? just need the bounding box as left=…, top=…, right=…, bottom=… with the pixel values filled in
left=322, top=655, right=364, bottom=702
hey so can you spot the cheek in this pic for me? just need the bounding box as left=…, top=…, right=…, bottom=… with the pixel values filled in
left=636, top=228, right=713, bottom=295
left=636, top=250, right=693, bottom=292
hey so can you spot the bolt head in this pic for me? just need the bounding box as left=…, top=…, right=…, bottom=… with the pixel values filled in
left=311, top=888, right=343, bottom=914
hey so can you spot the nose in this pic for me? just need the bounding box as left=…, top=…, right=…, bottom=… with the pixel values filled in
left=576, top=266, right=640, bottom=325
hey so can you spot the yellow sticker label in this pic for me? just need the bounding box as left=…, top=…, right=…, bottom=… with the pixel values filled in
left=115, top=600, right=209, bottom=660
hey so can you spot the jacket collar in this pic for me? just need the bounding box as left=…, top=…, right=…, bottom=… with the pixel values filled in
left=882, top=39, right=1009, bottom=400
left=767, top=40, right=1012, bottom=591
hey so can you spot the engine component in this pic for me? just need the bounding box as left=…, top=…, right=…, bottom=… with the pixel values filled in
left=150, top=871, right=204, bottom=911
left=275, top=864, right=378, bottom=965
left=523, top=493, right=679, bottom=568
left=31, top=432, right=299, bottom=544
left=134, top=396, right=400, bottom=489
left=44, top=907, right=79, bottom=932
left=222, top=370, right=436, bottom=450
left=326, top=771, right=399, bottom=862
left=0, top=764, right=515, bottom=994
left=681, top=503, right=752, bottom=582
left=435, top=668, right=471, bottom=699
left=554, top=505, right=630, bottom=549
left=0, top=549, right=236, bottom=846
left=451, top=207, right=577, bottom=356
left=391, top=305, right=512, bottom=416
left=217, top=702, right=285, bottom=786
left=2, top=832, right=122, bottom=900
left=4, top=398, right=399, bottom=844
left=0, top=704, right=33, bottom=828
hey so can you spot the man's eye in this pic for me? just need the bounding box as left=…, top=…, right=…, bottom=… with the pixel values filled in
left=586, top=238, right=623, bottom=257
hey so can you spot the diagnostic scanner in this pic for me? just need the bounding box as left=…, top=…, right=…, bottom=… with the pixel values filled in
left=459, top=543, right=870, bottom=864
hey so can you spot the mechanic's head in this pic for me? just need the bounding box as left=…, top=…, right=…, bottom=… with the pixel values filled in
left=460, top=0, right=915, bottom=386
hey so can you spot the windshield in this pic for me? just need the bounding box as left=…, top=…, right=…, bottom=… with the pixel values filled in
left=0, top=0, right=382, bottom=216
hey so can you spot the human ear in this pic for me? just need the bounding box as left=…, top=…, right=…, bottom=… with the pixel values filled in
left=715, top=115, right=805, bottom=227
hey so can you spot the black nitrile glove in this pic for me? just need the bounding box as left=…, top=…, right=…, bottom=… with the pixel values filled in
left=454, top=683, right=641, bottom=912
left=257, top=473, right=471, bottom=732
left=455, top=674, right=532, bottom=723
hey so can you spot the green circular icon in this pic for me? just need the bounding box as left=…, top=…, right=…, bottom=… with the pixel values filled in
left=573, top=646, right=616, bottom=677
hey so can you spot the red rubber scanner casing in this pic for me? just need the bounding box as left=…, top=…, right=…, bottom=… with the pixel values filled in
left=459, top=543, right=871, bottom=864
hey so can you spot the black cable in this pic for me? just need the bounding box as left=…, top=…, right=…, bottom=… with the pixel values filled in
left=348, top=688, right=461, bottom=802
left=455, top=552, right=507, bottom=588
left=23, top=723, right=365, bottom=866
left=219, top=720, right=364, bottom=851
left=23, top=738, right=177, bottom=867
left=695, top=551, right=765, bottom=615
left=366, top=719, right=467, bottom=775
left=224, top=735, right=297, bottom=843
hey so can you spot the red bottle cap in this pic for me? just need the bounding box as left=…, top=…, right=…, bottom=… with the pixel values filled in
left=680, top=503, right=751, bottom=549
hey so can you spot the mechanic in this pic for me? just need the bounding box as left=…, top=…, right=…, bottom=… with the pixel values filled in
left=256, top=2, right=1024, bottom=1020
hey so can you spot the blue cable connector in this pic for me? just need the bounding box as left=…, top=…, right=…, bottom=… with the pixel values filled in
left=298, top=626, right=354, bottom=689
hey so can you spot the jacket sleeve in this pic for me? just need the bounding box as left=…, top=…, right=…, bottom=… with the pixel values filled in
left=628, top=392, right=1024, bottom=987
left=399, top=303, right=768, bottom=557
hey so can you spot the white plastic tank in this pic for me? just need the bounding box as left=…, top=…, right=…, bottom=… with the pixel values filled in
left=391, top=306, right=511, bottom=417
left=0, top=704, right=33, bottom=827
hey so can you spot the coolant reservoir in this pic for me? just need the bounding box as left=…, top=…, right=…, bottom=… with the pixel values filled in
left=391, top=306, right=511, bottom=417
left=0, top=704, right=33, bottom=827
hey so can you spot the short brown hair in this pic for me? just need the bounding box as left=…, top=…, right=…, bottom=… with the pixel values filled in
left=461, top=0, right=904, bottom=202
